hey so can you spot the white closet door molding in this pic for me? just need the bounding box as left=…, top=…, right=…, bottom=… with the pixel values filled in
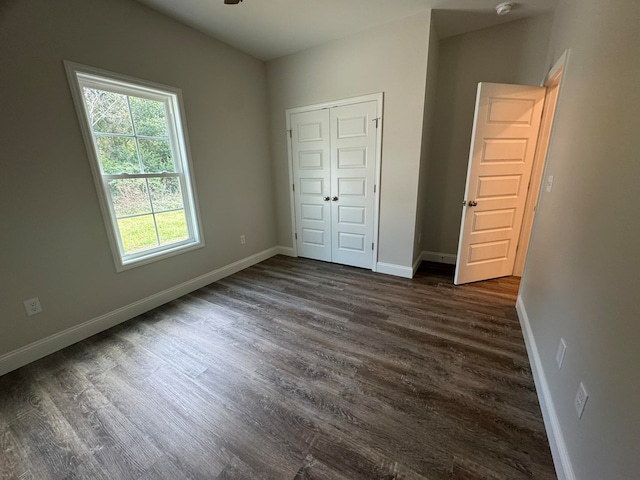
left=286, top=94, right=383, bottom=271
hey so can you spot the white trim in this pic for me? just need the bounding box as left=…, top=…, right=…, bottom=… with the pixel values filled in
left=276, top=246, right=296, bottom=257
left=519, top=49, right=571, bottom=281
left=421, top=250, right=457, bottom=265
left=376, top=262, right=413, bottom=279
left=285, top=93, right=384, bottom=272
left=412, top=252, right=423, bottom=276
left=543, top=49, right=570, bottom=87
left=515, top=49, right=571, bottom=277
left=0, top=247, right=281, bottom=377
left=285, top=111, right=298, bottom=257
left=371, top=95, right=384, bottom=272
left=516, top=295, right=576, bottom=480
left=286, top=93, right=384, bottom=115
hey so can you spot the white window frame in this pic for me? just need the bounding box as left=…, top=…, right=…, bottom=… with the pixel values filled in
left=64, top=61, right=204, bottom=271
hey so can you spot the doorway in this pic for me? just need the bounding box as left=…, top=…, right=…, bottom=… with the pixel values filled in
left=454, top=52, right=568, bottom=285
left=286, top=94, right=383, bottom=270
left=513, top=52, right=568, bottom=277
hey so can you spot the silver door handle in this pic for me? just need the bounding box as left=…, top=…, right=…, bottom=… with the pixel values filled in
left=332, top=196, right=339, bottom=201
left=468, top=200, right=478, bottom=207
left=323, top=196, right=330, bottom=201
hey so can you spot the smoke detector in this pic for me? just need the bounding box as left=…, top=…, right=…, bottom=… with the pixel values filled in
left=495, top=2, right=513, bottom=15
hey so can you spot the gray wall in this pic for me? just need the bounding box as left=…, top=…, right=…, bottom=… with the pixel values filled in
left=267, top=13, right=431, bottom=269
left=423, top=15, right=553, bottom=256
left=0, top=0, right=275, bottom=356
left=520, top=0, right=640, bottom=477
left=414, top=17, right=440, bottom=264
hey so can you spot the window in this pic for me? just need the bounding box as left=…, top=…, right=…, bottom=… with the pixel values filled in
left=65, top=62, right=203, bottom=270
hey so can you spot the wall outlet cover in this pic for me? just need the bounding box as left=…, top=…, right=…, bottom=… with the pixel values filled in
left=575, top=382, right=589, bottom=419
left=23, top=297, right=42, bottom=316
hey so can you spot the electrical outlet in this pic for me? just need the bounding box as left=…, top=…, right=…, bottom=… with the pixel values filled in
left=556, top=338, right=567, bottom=369
left=240, top=234, right=246, bottom=245
left=575, top=382, right=589, bottom=419
left=23, top=297, right=42, bottom=316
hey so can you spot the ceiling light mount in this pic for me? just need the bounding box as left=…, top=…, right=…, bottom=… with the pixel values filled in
left=495, top=2, right=514, bottom=16
left=224, top=0, right=243, bottom=4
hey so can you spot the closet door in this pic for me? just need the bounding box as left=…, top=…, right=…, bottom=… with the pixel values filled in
left=291, top=109, right=332, bottom=262
left=330, top=101, right=377, bottom=269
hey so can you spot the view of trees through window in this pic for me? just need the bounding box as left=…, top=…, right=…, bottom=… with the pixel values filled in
left=83, top=88, right=189, bottom=254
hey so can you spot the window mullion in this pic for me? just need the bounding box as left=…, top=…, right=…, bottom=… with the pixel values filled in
left=126, top=96, right=145, bottom=174
left=146, top=178, right=161, bottom=247
left=103, top=172, right=180, bottom=180
left=93, top=131, right=167, bottom=141
left=117, top=207, right=183, bottom=221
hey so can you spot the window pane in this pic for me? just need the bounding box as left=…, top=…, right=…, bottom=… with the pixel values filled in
left=156, top=210, right=188, bottom=245
left=83, top=88, right=133, bottom=134
left=96, top=135, right=140, bottom=174
left=138, top=138, right=174, bottom=173
left=148, top=177, right=183, bottom=212
left=129, top=96, right=168, bottom=137
left=108, top=179, right=151, bottom=217
left=118, top=215, right=158, bottom=254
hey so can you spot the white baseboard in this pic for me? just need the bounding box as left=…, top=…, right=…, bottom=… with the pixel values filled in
left=0, top=247, right=283, bottom=377
left=412, top=254, right=422, bottom=276
left=276, top=245, right=295, bottom=257
left=516, top=295, right=575, bottom=480
left=421, top=250, right=457, bottom=265
left=376, top=262, right=414, bottom=279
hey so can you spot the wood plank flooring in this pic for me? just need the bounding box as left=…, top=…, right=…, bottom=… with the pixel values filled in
left=0, top=256, right=556, bottom=479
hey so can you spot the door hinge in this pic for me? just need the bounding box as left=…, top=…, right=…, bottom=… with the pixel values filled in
left=372, top=242, right=374, bottom=250
left=373, top=118, right=380, bottom=128
left=295, top=233, right=298, bottom=240
left=288, top=129, right=292, bottom=138
left=292, top=183, right=295, bottom=191
left=374, top=184, right=377, bottom=193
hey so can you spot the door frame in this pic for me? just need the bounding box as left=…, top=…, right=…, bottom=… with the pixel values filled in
left=285, top=93, right=384, bottom=271
left=514, top=50, right=570, bottom=276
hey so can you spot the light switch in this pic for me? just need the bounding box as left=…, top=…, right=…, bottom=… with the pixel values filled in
left=546, top=175, right=554, bottom=192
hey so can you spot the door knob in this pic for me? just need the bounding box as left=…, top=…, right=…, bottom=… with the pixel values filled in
left=468, top=200, right=478, bottom=207
left=332, top=196, right=339, bottom=201
left=323, top=196, right=330, bottom=201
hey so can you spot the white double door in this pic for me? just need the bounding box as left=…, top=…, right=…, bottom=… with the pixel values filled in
left=291, top=100, right=378, bottom=269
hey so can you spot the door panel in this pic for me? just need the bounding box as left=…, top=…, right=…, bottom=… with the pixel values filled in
left=291, top=109, right=331, bottom=262
left=291, top=101, right=378, bottom=269
left=330, top=101, right=377, bottom=269
left=454, top=83, right=546, bottom=285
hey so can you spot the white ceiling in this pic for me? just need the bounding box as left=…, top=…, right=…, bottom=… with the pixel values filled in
left=135, top=0, right=557, bottom=61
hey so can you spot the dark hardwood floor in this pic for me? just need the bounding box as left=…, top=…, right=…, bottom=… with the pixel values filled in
left=0, top=256, right=556, bottom=479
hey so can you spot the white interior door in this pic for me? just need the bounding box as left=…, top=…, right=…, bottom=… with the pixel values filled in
left=454, top=83, right=546, bottom=285
left=290, top=99, right=379, bottom=269
left=330, top=101, right=377, bottom=269
left=291, top=109, right=331, bottom=262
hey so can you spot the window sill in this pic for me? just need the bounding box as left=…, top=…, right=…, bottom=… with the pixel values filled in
left=115, top=240, right=205, bottom=272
